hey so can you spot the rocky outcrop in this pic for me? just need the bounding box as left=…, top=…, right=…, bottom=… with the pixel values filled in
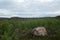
left=32, top=27, right=48, bottom=36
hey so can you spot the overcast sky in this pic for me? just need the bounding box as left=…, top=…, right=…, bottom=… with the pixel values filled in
left=0, top=0, right=60, bottom=18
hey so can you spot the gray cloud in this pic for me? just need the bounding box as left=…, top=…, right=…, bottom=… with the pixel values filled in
left=0, top=0, right=60, bottom=18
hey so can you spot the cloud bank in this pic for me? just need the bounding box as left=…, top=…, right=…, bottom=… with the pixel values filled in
left=0, top=0, right=60, bottom=18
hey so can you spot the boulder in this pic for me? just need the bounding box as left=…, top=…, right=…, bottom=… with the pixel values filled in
left=32, top=27, right=48, bottom=36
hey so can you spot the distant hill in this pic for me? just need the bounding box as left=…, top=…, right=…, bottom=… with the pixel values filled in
left=56, top=15, right=60, bottom=18
left=0, top=16, right=60, bottom=21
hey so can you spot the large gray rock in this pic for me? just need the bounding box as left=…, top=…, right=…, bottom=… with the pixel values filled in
left=32, top=27, right=48, bottom=36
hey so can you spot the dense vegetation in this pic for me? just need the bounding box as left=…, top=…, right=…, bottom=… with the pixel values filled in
left=0, top=17, right=60, bottom=40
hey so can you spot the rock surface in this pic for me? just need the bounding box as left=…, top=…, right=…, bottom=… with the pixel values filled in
left=32, top=27, right=48, bottom=36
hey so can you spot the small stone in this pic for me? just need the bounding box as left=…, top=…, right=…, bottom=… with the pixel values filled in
left=32, top=27, right=48, bottom=36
